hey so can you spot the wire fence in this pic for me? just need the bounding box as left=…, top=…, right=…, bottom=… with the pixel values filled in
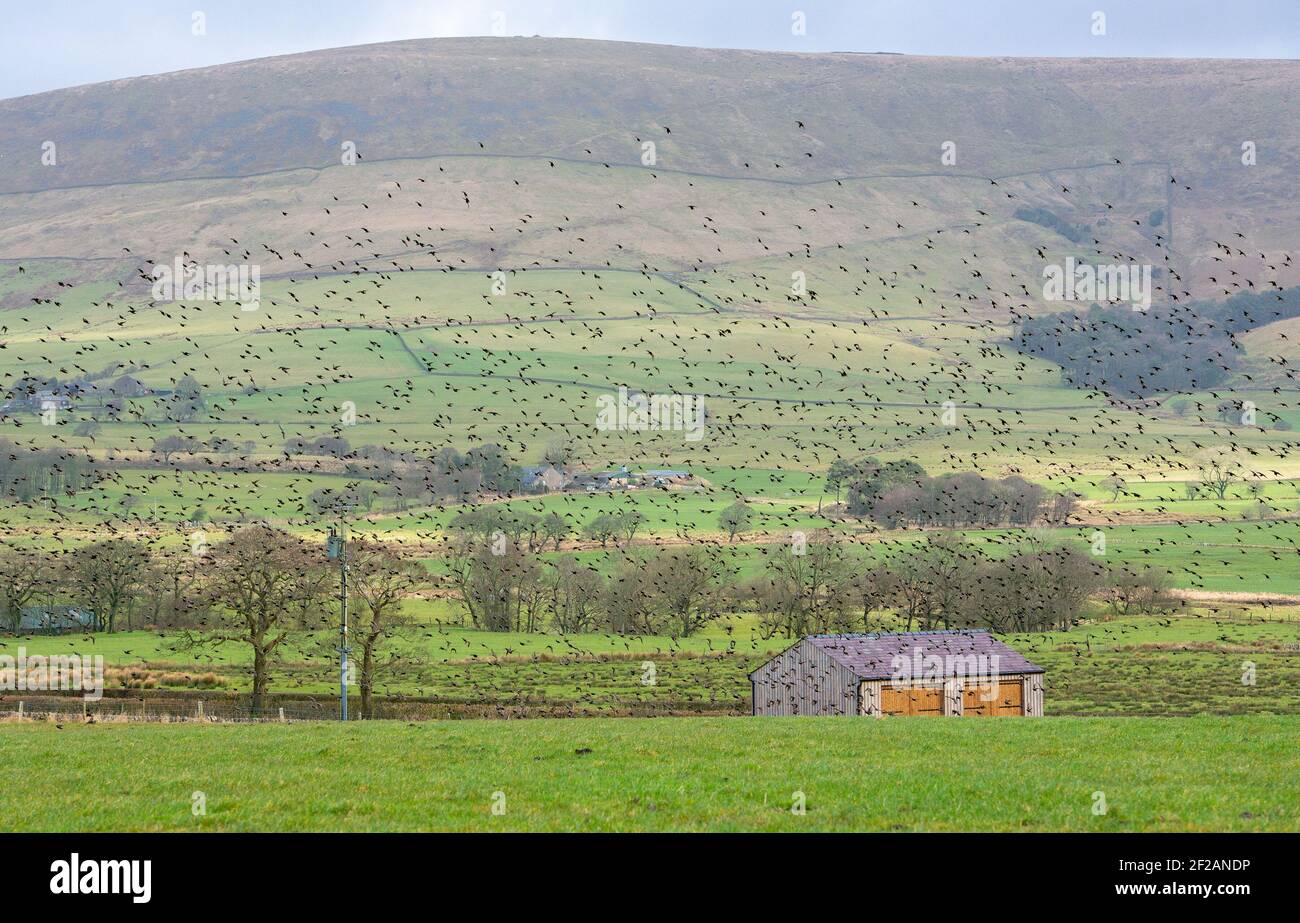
left=0, top=695, right=342, bottom=723
left=0, top=692, right=743, bottom=723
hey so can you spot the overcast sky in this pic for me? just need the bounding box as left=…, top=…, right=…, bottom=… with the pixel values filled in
left=3, top=0, right=1297, bottom=100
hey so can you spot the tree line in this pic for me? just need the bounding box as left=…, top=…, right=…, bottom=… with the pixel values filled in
left=827, top=456, right=1075, bottom=527
left=745, top=532, right=1171, bottom=638
left=443, top=529, right=1172, bottom=640
left=0, top=439, right=97, bottom=503
left=446, top=507, right=645, bottom=551
left=0, top=528, right=426, bottom=717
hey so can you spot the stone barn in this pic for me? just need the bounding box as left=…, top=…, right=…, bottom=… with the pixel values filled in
left=749, top=630, right=1044, bottom=717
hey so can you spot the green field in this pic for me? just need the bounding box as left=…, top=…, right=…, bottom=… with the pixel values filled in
left=3, top=261, right=1298, bottom=615
left=5, top=264, right=1297, bottom=477
left=2, top=715, right=1295, bottom=831
left=7, top=613, right=1298, bottom=717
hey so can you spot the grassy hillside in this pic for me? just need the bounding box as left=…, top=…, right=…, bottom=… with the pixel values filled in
left=3, top=41, right=1295, bottom=188
left=1, top=266, right=1295, bottom=474
left=2, top=40, right=1299, bottom=295
left=2, top=715, right=1295, bottom=831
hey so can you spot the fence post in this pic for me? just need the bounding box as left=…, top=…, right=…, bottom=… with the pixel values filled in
left=17, top=701, right=23, bottom=719
left=278, top=707, right=286, bottom=723
left=197, top=700, right=204, bottom=720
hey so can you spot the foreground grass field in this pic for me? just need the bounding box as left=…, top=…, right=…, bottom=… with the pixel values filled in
left=1, top=716, right=1295, bottom=831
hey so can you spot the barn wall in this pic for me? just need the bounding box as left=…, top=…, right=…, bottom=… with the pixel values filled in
left=943, top=678, right=963, bottom=716
left=858, top=680, right=883, bottom=717
left=1023, top=673, right=1045, bottom=716
left=750, top=640, right=859, bottom=716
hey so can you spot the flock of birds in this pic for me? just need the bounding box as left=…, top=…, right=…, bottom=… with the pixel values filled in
left=1, top=107, right=1298, bottom=712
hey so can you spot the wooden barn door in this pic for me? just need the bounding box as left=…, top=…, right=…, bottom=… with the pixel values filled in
left=962, top=677, right=1024, bottom=716
left=993, top=680, right=1023, bottom=715
left=881, top=684, right=944, bottom=716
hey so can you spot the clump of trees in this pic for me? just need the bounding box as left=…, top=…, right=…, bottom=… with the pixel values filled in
left=744, top=531, right=1166, bottom=638
left=583, top=511, right=643, bottom=548
left=176, top=528, right=431, bottom=715
left=1013, top=205, right=1089, bottom=243
left=165, top=374, right=207, bottom=422
left=309, top=482, right=380, bottom=517
left=0, top=440, right=97, bottom=502
left=445, top=536, right=734, bottom=638
left=828, top=456, right=1075, bottom=527
left=381, top=443, right=524, bottom=506
left=285, top=435, right=353, bottom=457
left=1015, top=303, right=1235, bottom=396
left=0, top=528, right=430, bottom=718
left=447, top=507, right=645, bottom=552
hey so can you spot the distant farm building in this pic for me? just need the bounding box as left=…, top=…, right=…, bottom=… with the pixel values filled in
left=583, top=466, right=633, bottom=491
left=639, top=469, right=692, bottom=487
left=749, top=630, right=1044, bottom=717
left=520, top=464, right=572, bottom=493
left=520, top=463, right=699, bottom=494
left=16, top=606, right=98, bottom=635
left=0, top=389, right=72, bottom=416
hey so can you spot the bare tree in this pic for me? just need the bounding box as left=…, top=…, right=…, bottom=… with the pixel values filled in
left=615, top=510, right=644, bottom=548
left=885, top=551, right=935, bottom=633
left=646, top=547, right=731, bottom=637
left=0, top=546, right=47, bottom=634
left=68, top=539, right=152, bottom=633
left=183, top=526, right=329, bottom=713
left=545, top=558, right=605, bottom=634
left=912, top=534, right=978, bottom=630
left=446, top=538, right=540, bottom=632
left=346, top=541, right=427, bottom=718
left=1198, top=446, right=1242, bottom=500
left=845, top=565, right=896, bottom=633
left=762, top=531, right=851, bottom=638
left=147, top=547, right=206, bottom=629
left=604, top=556, right=660, bottom=634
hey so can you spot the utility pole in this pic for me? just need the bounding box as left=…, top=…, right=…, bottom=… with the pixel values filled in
left=327, top=525, right=350, bottom=721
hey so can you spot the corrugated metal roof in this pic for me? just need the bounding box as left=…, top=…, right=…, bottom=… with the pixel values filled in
left=802, top=630, right=1044, bottom=681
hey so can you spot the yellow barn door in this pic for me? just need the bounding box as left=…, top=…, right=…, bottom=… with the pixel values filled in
left=963, top=679, right=1024, bottom=716
left=881, top=684, right=944, bottom=716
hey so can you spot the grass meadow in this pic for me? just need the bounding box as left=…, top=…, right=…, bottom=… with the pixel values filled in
left=6, top=612, right=1298, bottom=716
left=2, top=715, right=1295, bottom=831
